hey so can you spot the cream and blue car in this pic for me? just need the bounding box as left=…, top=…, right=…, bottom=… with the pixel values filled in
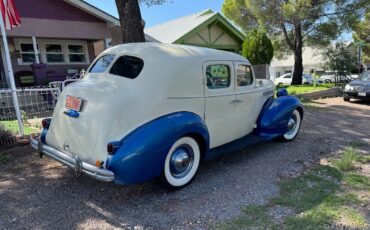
left=31, top=43, right=303, bottom=189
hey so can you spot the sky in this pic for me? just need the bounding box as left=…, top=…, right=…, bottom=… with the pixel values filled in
left=85, top=0, right=224, bottom=28
left=85, top=0, right=352, bottom=40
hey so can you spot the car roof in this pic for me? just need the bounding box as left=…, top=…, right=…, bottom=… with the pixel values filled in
left=101, top=43, right=248, bottom=63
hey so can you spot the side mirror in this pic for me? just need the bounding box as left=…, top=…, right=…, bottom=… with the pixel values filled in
left=257, top=80, right=263, bottom=87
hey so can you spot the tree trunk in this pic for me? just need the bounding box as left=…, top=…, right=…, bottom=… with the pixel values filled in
left=115, top=0, right=146, bottom=44
left=292, top=25, right=303, bottom=85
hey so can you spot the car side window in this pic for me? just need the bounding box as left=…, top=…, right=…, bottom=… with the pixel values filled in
left=237, top=65, right=254, bottom=87
left=110, top=55, right=144, bottom=79
left=284, top=75, right=292, bottom=79
left=89, top=54, right=115, bottom=73
left=206, top=64, right=231, bottom=89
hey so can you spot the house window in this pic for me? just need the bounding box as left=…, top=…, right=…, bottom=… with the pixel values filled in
left=206, top=64, right=231, bottom=89
left=68, top=45, right=85, bottom=63
left=285, top=70, right=292, bottom=74
left=20, top=44, right=36, bottom=63
left=45, top=44, right=64, bottom=63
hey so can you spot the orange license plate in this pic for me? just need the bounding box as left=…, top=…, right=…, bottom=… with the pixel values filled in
left=65, top=95, right=82, bottom=111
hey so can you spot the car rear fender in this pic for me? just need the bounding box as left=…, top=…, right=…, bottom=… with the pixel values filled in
left=106, top=112, right=209, bottom=185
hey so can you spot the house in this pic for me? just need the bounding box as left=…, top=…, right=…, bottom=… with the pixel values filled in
left=1, top=0, right=120, bottom=87
left=145, top=9, right=245, bottom=53
left=270, top=47, right=324, bottom=79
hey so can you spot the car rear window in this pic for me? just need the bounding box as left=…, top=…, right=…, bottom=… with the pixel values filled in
left=109, top=56, right=144, bottom=79
left=89, top=54, right=115, bottom=73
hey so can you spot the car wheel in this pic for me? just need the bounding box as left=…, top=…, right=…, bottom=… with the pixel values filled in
left=278, top=83, right=284, bottom=88
left=282, top=109, right=302, bottom=141
left=343, top=97, right=350, bottom=102
left=324, top=80, right=331, bottom=84
left=160, top=137, right=201, bottom=189
left=303, top=82, right=309, bottom=85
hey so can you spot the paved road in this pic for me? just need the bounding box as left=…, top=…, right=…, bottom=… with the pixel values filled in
left=0, top=97, right=369, bottom=229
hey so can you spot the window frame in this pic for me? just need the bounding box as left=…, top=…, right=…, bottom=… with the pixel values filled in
left=205, top=63, right=232, bottom=90
left=67, top=44, right=86, bottom=64
left=14, top=38, right=90, bottom=65
left=19, top=43, right=37, bottom=64
left=45, top=43, right=64, bottom=64
left=236, top=64, right=254, bottom=88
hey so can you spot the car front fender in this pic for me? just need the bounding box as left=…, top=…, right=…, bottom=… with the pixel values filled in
left=255, top=96, right=303, bottom=140
left=106, top=112, right=209, bottom=185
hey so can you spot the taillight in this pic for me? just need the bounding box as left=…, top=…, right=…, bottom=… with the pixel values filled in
left=107, top=143, right=114, bottom=154
left=41, top=118, right=51, bottom=129
left=107, top=141, right=122, bottom=155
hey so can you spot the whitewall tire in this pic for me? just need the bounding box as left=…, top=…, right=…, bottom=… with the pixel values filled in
left=282, top=109, right=301, bottom=141
left=161, top=137, right=201, bottom=189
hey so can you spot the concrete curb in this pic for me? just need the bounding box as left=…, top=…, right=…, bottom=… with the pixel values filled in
left=297, top=87, right=343, bottom=100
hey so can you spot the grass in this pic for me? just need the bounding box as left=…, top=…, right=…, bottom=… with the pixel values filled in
left=0, top=120, right=40, bottom=135
left=277, top=84, right=334, bottom=96
left=334, top=147, right=359, bottom=171
left=212, top=146, right=370, bottom=230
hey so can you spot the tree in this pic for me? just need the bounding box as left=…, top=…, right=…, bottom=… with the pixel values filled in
left=115, top=0, right=166, bottom=44
left=242, top=29, right=274, bottom=65
left=222, top=0, right=369, bottom=85
left=353, top=9, right=370, bottom=64
left=323, top=42, right=356, bottom=84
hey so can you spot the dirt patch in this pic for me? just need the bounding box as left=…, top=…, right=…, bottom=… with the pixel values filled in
left=0, top=97, right=369, bottom=229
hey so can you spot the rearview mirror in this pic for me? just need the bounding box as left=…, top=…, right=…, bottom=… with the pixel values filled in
left=257, top=80, right=263, bottom=87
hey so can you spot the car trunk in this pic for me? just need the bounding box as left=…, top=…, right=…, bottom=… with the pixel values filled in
left=45, top=75, right=118, bottom=165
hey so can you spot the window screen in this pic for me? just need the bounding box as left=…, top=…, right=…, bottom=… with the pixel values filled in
left=109, top=56, right=144, bottom=79
left=236, top=65, right=254, bottom=87
left=206, top=64, right=231, bottom=89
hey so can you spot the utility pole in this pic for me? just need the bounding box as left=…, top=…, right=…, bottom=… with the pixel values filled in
left=355, top=41, right=365, bottom=73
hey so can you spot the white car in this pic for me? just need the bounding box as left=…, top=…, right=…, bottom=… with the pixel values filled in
left=31, top=43, right=303, bottom=189
left=274, top=73, right=322, bottom=86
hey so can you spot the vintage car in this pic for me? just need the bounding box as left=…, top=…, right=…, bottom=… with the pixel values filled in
left=31, top=43, right=303, bottom=189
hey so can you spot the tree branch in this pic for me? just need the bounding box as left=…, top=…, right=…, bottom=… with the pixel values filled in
left=281, top=23, right=295, bottom=51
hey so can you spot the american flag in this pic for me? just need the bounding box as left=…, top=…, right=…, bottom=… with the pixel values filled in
left=0, top=0, right=20, bottom=30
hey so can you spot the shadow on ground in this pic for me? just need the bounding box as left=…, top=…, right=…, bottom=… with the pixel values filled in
left=0, top=97, right=369, bottom=229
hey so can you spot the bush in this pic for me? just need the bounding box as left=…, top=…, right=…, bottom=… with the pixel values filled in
left=242, top=28, right=274, bottom=65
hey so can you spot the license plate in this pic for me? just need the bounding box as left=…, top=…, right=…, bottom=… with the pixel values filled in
left=358, top=92, right=366, bottom=97
left=65, top=95, right=82, bottom=111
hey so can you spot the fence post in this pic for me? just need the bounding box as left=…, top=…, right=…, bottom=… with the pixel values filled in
left=0, top=10, right=24, bottom=136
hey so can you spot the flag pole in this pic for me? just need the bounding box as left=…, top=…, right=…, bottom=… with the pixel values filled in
left=0, top=8, right=24, bottom=136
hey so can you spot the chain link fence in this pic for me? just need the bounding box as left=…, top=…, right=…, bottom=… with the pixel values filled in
left=0, top=87, right=60, bottom=147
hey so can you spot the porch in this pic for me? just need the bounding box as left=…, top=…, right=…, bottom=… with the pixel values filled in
left=0, top=36, right=109, bottom=88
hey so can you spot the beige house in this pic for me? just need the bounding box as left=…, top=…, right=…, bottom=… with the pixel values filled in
left=145, top=10, right=245, bottom=53
left=270, top=47, right=324, bottom=79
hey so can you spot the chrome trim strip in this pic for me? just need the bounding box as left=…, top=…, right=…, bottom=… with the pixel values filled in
left=30, top=137, right=114, bottom=182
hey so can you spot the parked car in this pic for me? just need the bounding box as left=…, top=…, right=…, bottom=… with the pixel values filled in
left=31, top=43, right=303, bottom=189
left=274, top=73, right=322, bottom=86
left=319, top=71, right=352, bottom=84
left=343, top=71, right=370, bottom=102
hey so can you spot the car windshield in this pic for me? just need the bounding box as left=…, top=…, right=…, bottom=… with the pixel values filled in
left=358, top=72, right=370, bottom=81
left=89, top=54, right=116, bottom=73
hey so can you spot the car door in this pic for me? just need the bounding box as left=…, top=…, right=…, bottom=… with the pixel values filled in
left=234, top=62, right=259, bottom=139
left=204, top=61, right=236, bottom=148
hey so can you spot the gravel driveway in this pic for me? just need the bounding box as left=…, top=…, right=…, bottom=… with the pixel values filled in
left=0, top=97, right=369, bottom=230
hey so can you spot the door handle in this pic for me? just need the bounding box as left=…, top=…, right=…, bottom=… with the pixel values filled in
left=231, top=99, right=243, bottom=104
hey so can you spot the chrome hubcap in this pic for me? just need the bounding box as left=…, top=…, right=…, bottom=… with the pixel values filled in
left=170, top=144, right=194, bottom=178
left=286, top=114, right=297, bottom=135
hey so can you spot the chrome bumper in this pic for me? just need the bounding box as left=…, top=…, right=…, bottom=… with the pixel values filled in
left=30, top=137, right=114, bottom=182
